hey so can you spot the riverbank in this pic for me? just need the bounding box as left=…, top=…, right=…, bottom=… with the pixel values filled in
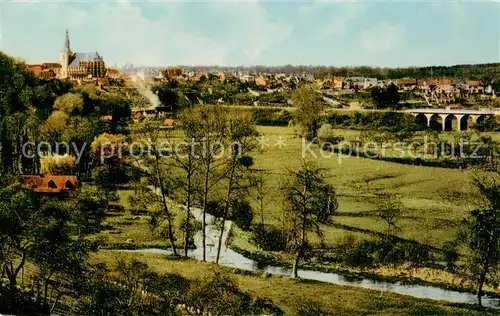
left=227, top=224, right=500, bottom=301
left=229, top=244, right=500, bottom=301
left=92, top=250, right=496, bottom=315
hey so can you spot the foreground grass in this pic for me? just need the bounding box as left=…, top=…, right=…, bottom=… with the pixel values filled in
left=91, top=250, right=494, bottom=315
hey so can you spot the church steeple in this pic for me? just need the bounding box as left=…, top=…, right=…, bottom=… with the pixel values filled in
left=64, top=29, right=70, bottom=51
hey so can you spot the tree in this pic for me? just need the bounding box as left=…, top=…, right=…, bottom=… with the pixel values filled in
left=30, top=200, right=94, bottom=313
left=40, top=154, right=76, bottom=175
left=135, top=121, right=179, bottom=256
left=75, top=260, right=185, bottom=315
left=53, top=92, right=84, bottom=115
left=174, top=108, right=203, bottom=257
left=230, top=200, right=254, bottom=231
left=371, top=83, right=401, bottom=109
left=250, top=173, right=268, bottom=225
left=376, top=194, right=403, bottom=241
left=0, top=181, right=36, bottom=289
left=292, top=85, right=325, bottom=141
left=189, top=105, right=227, bottom=261
left=281, top=161, right=338, bottom=278
left=215, top=110, right=257, bottom=263
left=41, top=111, right=69, bottom=142
left=459, top=169, right=500, bottom=307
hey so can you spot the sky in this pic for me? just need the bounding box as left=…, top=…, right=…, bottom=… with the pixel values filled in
left=1, top=0, right=499, bottom=67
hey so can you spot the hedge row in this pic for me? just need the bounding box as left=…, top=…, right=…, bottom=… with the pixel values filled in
left=330, top=146, right=488, bottom=169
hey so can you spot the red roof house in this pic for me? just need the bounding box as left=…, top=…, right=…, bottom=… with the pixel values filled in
left=21, top=175, right=80, bottom=196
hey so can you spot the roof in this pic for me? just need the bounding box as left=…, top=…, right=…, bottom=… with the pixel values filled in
left=133, top=112, right=144, bottom=119
left=28, top=65, right=42, bottom=72
left=163, top=118, right=176, bottom=126
left=42, top=63, right=61, bottom=69
left=21, top=175, right=80, bottom=194
left=418, top=79, right=438, bottom=86
left=438, top=78, right=452, bottom=85
left=466, top=80, right=483, bottom=86
left=396, top=78, right=417, bottom=85
left=255, top=76, right=266, bottom=86
left=69, top=52, right=104, bottom=68
left=100, top=115, right=113, bottom=121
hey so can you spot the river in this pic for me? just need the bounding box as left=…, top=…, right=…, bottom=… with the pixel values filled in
left=138, top=188, right=499, bottom=309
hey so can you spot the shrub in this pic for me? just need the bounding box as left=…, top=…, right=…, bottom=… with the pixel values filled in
left=231, top=200, right=253, bottom=231
left=251, top=223, right=288, bottom=251
left=330, top=235, right=436, bottom=268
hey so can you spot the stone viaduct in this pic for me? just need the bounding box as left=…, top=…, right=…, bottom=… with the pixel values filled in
left=404, top=108, right=499, bottom=131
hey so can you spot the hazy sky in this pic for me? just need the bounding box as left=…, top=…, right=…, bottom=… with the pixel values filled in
left=2, top=0, right=499, bottom=67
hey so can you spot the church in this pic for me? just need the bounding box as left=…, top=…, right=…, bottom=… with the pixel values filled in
left=59, top=30, right=107, bottom=79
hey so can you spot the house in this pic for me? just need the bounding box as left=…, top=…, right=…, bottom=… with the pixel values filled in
left=193, top=72, right=205, bottom=81
left=107, top=68, right=120, bottom=79
left=27, top=64, right=43, bottom=77
left=466, top=80, right=484, bottom=94
left=347, top=77, right=378, bottom=90
left=21, top=175, right=80, bottom=197
left=132, top=111, right=145, bottom=123
left=217, top=72, right=226, bottom=82
left=395, top=78, right=417, bottom=90
left=40, top=69, right=56, bottom=80
left=418, top=79, right=439, bottom=91
left=255, top=76, right=267, bottom=87
left=161, top=118, right=176, bottom=129
left=332, top=77, right=345, bottom=90
left=320, top=78, right=333, bottom=89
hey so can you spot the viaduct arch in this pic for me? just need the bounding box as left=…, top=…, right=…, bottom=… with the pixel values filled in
left=405, top=109, right=498, bottom=131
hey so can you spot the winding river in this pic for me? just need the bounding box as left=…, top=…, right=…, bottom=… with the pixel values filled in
left=139, top=188, right=500, bottom=309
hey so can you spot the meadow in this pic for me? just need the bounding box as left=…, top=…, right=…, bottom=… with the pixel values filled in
left=236, top=125, right=489, bottom=250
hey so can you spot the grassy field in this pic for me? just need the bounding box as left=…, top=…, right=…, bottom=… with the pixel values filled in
left=91, top=250, right=493, bottom=315
left=87, top=189, right=188, bottom=249
left=239, top=125, right=489, bottom=250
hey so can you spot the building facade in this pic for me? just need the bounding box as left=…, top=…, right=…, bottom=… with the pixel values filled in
left=59, top=30, right=106, bottom=79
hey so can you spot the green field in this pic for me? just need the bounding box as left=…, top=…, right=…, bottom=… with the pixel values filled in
left=238, top=125, right=490, bottom=250
left=87, top=189, right=188, bottom=249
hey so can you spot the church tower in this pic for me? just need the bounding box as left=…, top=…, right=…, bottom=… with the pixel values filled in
left=59, top=29, right=72, bottom=78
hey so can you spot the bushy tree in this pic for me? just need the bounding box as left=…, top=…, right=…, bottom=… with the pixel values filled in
left=459, top=170, right=500, bottom=306
left=53, top=92, right=84, bottom=115
left=371, top=83, right=401, bottom=109
left=231, top=199, right=253, bottom=231
left=40, top=154, right=76, bottom=175
left=282, top=161, right=338, bottom=278
left=292, top=85, right=325, bottom=141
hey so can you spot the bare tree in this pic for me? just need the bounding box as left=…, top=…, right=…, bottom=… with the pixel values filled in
left=187, top=105, right=227, bottom=261
left=135, top=121, right=178, bottom=256
left=215, top=111, right=257, bottom=264
left=171, top=109, right=203, bottom=257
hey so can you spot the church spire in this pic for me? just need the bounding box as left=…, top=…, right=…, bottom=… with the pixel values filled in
left=64, top=29, right=70, bottom=51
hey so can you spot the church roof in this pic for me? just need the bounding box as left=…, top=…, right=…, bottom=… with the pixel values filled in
left=68, top=52, right=104, bottom=67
